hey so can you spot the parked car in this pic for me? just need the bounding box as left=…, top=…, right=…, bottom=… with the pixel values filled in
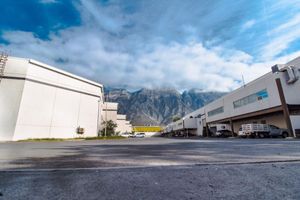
left=135, top=133, right=145, bottom=138
left=128, top=133, right=136, bottom=138
left=120, top=132, right=133, bottom=138
left=242, top=124, right=289, bottom=138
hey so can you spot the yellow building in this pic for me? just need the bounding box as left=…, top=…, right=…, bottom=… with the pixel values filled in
left=133, top=126, right=162, bottom=137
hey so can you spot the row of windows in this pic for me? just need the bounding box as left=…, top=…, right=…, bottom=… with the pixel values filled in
left=233, top=89, right=268, bottom=109
left=206, top=89, right=269, bottom=117
left=207, top=106, right=224, bottom=117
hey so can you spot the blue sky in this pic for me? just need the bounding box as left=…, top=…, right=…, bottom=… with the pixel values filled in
left=1, top=0, right=300, bottom=91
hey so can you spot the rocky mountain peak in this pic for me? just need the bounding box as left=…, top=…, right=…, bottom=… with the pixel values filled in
left=105, top=88, right=226, bottom=126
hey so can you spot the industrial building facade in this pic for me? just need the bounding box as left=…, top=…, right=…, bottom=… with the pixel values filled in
left=0, top=56, right=132, bottom=141
left=102, top=102, right=132, bottom=134
left=0, top=57, right=104, bottom=141
left=165, top=56, right=300, bottom=137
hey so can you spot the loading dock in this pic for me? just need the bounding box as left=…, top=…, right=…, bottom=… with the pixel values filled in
left=165, top=56, right=300, bottom=138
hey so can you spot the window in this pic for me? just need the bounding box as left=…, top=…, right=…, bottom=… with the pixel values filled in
left=233, top=89, right=269, bottom=109
left=269, top=125, right=279, bottom=129
left=208, top=106, right=224, bottom=117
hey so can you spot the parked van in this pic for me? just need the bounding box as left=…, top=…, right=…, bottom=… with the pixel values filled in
left=209, top=124, right=232, bottom=137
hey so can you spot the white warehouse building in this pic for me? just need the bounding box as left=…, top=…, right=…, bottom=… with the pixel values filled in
left=116, top=114, right=132, bottom=134
left=0, top=56, right=104, bottom=141
left=165, top=56, right=300, bottom=138
left=102, top=102, right=132, bottom=134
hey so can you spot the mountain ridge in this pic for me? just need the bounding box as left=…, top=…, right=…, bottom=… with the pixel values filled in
left=105, top=88, right=226, bottom=126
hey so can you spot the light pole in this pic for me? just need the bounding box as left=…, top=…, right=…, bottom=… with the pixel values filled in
left=104, top=92, right=108, bottom=137
left=104, top=91, right=110, bottom=137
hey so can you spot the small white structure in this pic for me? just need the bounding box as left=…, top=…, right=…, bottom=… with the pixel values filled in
left=116, top=114, right=132, bottom=134
left=102, top=102, right=132, bottom=134
left=102, top=102, right=119, bottom=122
left=0, top=56, right=104, bottom=141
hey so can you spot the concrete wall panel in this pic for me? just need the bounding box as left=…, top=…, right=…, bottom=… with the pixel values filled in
left=0, top=79, right=25, bottom=141
left=16, top=81, right=56, bottom=127
left=13, top=125, right=51, bottom=140
left=77, top=95, right=100, bottom=137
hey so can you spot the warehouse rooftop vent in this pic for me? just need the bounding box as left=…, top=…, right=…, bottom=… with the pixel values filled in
left=281, top=65, right=299, bottom=84
left=272, top=64, right=299, bottom=84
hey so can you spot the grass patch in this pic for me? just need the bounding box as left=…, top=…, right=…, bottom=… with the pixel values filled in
left=18, top=138, right=68, bottom=142
left=84, top=136, right=126, bottom=140
left=18, top=136, right=126, bottom=142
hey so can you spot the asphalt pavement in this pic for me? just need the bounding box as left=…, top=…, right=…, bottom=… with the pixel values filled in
left=0, top=137, right=300, bottom=199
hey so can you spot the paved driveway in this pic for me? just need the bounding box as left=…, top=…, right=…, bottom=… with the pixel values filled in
left=1, top=138, right=300, bottom=170
left=0, top=138, right=300, bottom=199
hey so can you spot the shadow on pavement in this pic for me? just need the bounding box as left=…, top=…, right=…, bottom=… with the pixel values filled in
left=3, top=138, right=300, bottom=170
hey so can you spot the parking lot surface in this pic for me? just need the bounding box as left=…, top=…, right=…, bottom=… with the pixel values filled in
left=1, top=138, right=300, bottom=199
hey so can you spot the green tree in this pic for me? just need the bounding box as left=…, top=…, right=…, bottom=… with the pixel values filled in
left=172, top=116, right=181, bottom=122
left=100, top=120, right=118, bottom=137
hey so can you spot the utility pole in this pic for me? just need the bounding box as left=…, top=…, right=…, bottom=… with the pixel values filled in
left=104, top=92, right=108, bottom=137
left=97, top=99, right=100, bottom=137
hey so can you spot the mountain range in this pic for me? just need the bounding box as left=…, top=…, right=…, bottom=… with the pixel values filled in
left=105, top=88, right=226, bottom=126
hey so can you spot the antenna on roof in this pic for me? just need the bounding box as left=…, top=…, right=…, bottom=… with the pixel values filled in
left=242, top=74, right=246, bottom=87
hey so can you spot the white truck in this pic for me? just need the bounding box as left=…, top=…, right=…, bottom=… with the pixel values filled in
left=209, top=124, right=232, bottom=137
left=237, top=127, right=247, bottom=138
left=241, top=124, right=289, bottom=138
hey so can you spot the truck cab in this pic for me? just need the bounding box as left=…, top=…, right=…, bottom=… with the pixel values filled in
left=269, top=125, right=289, bottom=138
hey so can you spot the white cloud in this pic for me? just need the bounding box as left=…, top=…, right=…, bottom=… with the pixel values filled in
left=2, top=0, right=300, bottom=92
left=260, top=10, right=300, bottom=60
left=77, top=0, right=126, bottom=33
left=3, top=29, right=288, bottom=92
left=241, top=20, right=256, bottom=31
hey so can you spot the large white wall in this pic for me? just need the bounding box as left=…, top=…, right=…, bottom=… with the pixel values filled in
left=0, top=57, right=103, bottom=141
left=13, top=83, right=101, bottom=140
left=204, top=73, right=281, bottom=123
